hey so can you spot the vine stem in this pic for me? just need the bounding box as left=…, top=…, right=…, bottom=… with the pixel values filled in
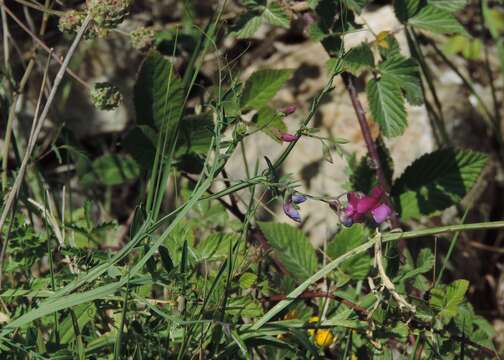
left=341, top=72, right=401, bottom=229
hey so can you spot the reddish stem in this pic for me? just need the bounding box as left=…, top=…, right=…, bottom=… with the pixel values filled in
left=341, top=72, right=401, bottom=230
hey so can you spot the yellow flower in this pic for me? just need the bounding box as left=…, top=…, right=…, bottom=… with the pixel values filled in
left=351, top=355, right=358, bottom=360
left=376, top=31, right=390, bottom=49
left=314, top=329, right=334, bottom=347
left=307, top=316, right=335, bottom=347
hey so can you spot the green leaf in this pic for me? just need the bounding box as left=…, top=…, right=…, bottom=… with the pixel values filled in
left=123, top=126, right=157, bottom=170
left=430, top=279, right=469, bottom=319
left=239, top=272, right=258, bottom=289
left=82, top=154, right=141, bottom=186
left=258, top=222, right=317, bottom=282
left=327, top=224, right=371, bottom=280
left=409, top=5, right=469, bottom=35
left=232, top=12, right=263, bottom=38
left=392, top=149, right=488, bottom=220
left=454, top=304, right=474, bottom=336
left=394, top=0, right=422, bottom=23
left=252, top=106, right=287, bottom=142
left=158, top=245, right=174, bottom=272
left=342, top=43, right=375, bottom=75
left=396, top=248, right=435, bottom=282
left=367, top=76, right=407, bottom=137
left=59, top=304, right=96, bottom=344
left=428, top=0, right=468, bottom=12
left=196, top=233, right=241, bottom=262
left=176, top=113, right=214, bottom=155
left=342, top=0, right=368, bottom=13
left=379, top=55, right=423, bottom=105
left=240, top=69, right=292, bottom=110
left=134, top=51, right=184, bottom=130
left=262, top=3, right=290, bottom=28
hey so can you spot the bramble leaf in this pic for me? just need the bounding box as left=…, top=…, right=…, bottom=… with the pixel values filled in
left=409, top=5, right=469, bottom=35
left=252, top=106, right=287, bottom=142
left=428, top=0, right=468, bottom=12
left=258, top=222, right=317, bottom=282
left=392, top=149, right=488, bottom=220
left=134, top=51, right=184, bottom=130
left=379, top=55, right=423, bottom=105
left=240, top=69, right=292, bottom=109
left=262, top=3, right=290, bottom=28
left=367, top=76, right=407, bottom=137
left=232, top=12, right=263, bottom=38
left=342, top=43, right=375, bottom=75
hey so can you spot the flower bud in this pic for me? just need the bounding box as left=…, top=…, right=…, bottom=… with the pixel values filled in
left=281, top=105, right=296, bottom=115
left=130, top=26, right=156, bottom=52
left=279, top=133, right=299, bottom=142
left=283, top=202, right=301, bottom=223
left=291, top=194, right=307, bottom=204
left=87, top=0, right=132, bottom=29
left=90, top=82, right=123, bottom=111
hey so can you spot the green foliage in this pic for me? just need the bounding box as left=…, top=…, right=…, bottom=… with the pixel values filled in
left=134, top=51, right=184, bottom=130
left=252, top=106, right=287, bottom=141
left=392, top=149, right=488, bottom=220
left=240, top=69, right=292, bottom=110
left=378, top=55, right=423, bottom=105
left=342, top=43, right=375, bottom=76
left=408, top=5, right=468, bottom=35
left=81, top=154, right=141, bottom=186
left=430, top=279, right=469, bottom=319
left=367, top=75, right=407, bottom=137
left=258, top=222, right=317, bottom=282
left=327, top=224, right=371, bottom=280
left=232, top=1, right=290, bottom=38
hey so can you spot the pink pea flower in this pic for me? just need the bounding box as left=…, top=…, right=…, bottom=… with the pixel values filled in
left=279, top=133, right=299, bottom=142
left=342, top=186, right=392, bottom=226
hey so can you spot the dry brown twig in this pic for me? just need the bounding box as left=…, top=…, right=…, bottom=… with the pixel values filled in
left=0, top=13, right=93, bottom=252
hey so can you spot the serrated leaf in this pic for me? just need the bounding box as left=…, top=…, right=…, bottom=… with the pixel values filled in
left=409, top=5, right=469, bottom=35
left=367, top=76, right=407, bottom=137
left=342, top=0, right=368, bottom=13
left=379, top=55, right=423, bottom=105
left=327, top=224, right=371, bottom=280
left=239, top=272, right=258, bottom=289
left=396, top=248, right=435, bottom=282
left=394, top=0, right=422, bottom=23
left=258, top=222, right=317, bottom=282
left=392, top=149, right=488, bottom=220
left=232, top=12, right=263, bottom=38
left=428, top=0, right=468, bottom=12
left=262, top=3, right=290, bottom=28
left=252, top=106, right=287, bottom=142
left=176, top=113, right=214, bottom=155
left=430, top=279, right=469, bottom=319
left=240, top=69, right=292, bottom=109
left=342, top=43, right=375, bottom=75
left=134, top=51, right=184, bottom=130
left=454, top=304, right=474, bottom=336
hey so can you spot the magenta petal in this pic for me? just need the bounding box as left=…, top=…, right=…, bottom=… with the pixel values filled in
left=371, top=203, right=392, bottom=224
left=347, top=192, right=360, bottom=208
left=356, top=196, right=379, bottom=215
left=370, top=185, right=384, bottom=199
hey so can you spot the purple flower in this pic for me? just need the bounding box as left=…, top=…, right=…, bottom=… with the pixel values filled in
left=279, top=133, right=299, bottom=142
left=281, top=105, right=297, bottom=115
left=283, top=202, right=301, bottom=223
left=291, top=194, right=307, bottom=204
left=341, top=186, right=392, bottom=226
